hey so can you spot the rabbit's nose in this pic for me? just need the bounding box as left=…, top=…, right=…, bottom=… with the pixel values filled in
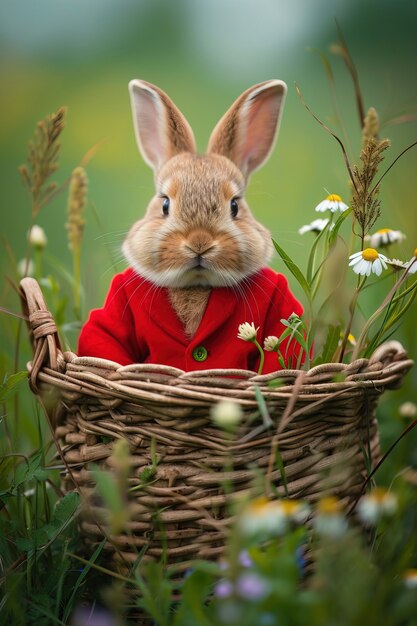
left=185, top=231, right=215, bottom=256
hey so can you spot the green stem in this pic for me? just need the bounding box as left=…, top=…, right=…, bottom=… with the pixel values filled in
left=73, top=247, right=81, bottom=320
left=34, top=248, right=42, bottom=281
left=254, top=339, right=265, bottom=374
left=338, top=274, right=366, bottom=362
left=351, top=267, right=411, bottom=360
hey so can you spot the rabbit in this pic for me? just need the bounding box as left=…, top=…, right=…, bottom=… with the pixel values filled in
left=77, top=79, right=303, bottom=373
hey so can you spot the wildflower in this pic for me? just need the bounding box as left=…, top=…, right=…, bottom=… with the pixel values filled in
left=403, top=569, right=417, bottom=589
left=211, top=400, right=243, bottom=430
left=315, top=194, right=349, bottom=213
left=235, top=572, right=270, bottom=600
left=338, top=332, right=356, bottom=348
left=399, top=401, right=417, bottom=419
left=365, top=228, right=406, bottom=248
left=218, top=550, right=253, bottom=573
left=287, top=312, right=302, bottom=324
left=387, top=258, right=408, bottom=271
left=263, top=336, right=279, bottom=352
left=314, top=497, right=347, bottom=538
left=356, top=487, right=398, bottom=525
left=28, top=225, right=47, bottom=249
left=404, top=249, right=417, bottom=274
left=239, top=497, right=309, bottom=537
left=348, top=248, right=388, bottom=276
left=71, top=605, right=118, bottom=626
left=277, top=499, right=310, bottom=524
left=237, top=322, right=259, bottom=342
left=298, top=218, right=331, bottom=235
left=238, top=550, right=253, bottom=568
left=17, top=258, right=34, bottom=277
left=214, top=579, right=234, bottom=599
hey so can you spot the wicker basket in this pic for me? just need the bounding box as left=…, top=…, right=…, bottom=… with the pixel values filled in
left=20, top=277, right=413, bottom=571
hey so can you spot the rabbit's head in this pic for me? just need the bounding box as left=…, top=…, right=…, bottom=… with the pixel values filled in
left=123, top=79, right=287, bottom=288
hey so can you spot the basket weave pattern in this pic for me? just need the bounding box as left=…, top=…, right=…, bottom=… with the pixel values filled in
left=20, top=277, right=414, bottom=568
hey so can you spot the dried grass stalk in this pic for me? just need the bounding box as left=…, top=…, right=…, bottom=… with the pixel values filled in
left=19, top=107, right=66, bottom=216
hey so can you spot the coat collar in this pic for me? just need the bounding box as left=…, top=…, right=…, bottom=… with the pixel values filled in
left=131, top=270, right=268, bottom=346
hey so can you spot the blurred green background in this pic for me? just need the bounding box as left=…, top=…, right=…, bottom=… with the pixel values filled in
left=1, top=0, right=417, bottom=406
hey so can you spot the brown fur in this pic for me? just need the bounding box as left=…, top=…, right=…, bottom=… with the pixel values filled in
left=124, top=79, right=286, bottom=328
left=168, top=287, right=211, bottom=338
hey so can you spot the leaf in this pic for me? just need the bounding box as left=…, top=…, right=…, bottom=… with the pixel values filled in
left=254, top=386, right=273, bottom=429
left=173, top=570, right=214, bottom=626
left=62, top=540, right=106, bottom=623
left=272, top=239, right=311, bottom=301
left=328, top=207, right=352, bottom=248
left=314, top=324, right=342, bottom=365
left=52, top=492, right=80, bottom=525
left=12, top=452, right=42, bottom=491
left=0, top=457, right=18, bottom=491
left=91, top=466, right=123, bottom=514
left=0, top=371, right=28, bottom=403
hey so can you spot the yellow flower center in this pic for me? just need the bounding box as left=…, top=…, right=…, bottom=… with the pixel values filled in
left=369, top=487, right=391, bottom=503
left=413, top=248, right=417, bottom=258
left=326, top=194, right=342, bottom=202
left=317, top=496, right=343, bottom=515
left=376, top=228, right=393, bottom=234
left=247, top=497, right=269, bottom=514
left=279, top=500, right=301, bottom=516
left=362, top=248, right=379, bottom=262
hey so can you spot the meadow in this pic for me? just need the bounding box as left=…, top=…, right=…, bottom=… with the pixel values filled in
left=1, top=2, right=417, bottom=624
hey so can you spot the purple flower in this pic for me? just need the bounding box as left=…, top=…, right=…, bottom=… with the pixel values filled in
left=214, top=579, right=234, bottom=599
left=236, top=572, right=270, bottom=600
left=238, top=550, right=253, bottom=568
left=71, top=606, right=117, bottom=626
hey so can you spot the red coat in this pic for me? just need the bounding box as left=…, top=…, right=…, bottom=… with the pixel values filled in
left=77, top=267, right=303, bottom=373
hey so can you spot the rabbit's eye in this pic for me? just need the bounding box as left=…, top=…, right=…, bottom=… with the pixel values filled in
left=230, top=198, right=239, bottom=218
left=162, top=196, right=170, bottom=216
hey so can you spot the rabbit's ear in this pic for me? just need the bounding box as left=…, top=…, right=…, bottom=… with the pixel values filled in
left=129, top=80, right=196, bottom=172
left=207, top=80, right=287, bottom=179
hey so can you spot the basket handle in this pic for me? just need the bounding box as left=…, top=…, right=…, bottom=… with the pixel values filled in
left=19, top=277, right=64, bottom=392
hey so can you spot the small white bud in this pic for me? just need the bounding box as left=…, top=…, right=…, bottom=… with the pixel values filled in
left=263, top=336, right=279, bottom=352
left=28, top=225, right=47, bottom=249
left=399, top=402, right=417, bottom=419
left=211, top=400, right=243, bottom=430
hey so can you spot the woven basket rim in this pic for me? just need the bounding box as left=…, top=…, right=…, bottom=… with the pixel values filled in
left=19, top=276, right=414, bottom=400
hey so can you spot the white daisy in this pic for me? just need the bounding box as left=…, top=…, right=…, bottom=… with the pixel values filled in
left=239, top=497, right=310, bottom=537
left=365, top=228, right=406, bottom=248
left=315, top=194, right=349, bottom=213
left=356, top=488, right=398, bottom=525
left=313, top=497, right=347, bottom=538
left=404, top=248, right=417, bottom=274
left=387, top=258, right=408, bottom=271
left=237, top=322, right=259, bottom=342
left=403, top=569, right=417, bottom=589
left=298, top=218, right=331, bottom=235
left=349, top=248, right=388, bottom=277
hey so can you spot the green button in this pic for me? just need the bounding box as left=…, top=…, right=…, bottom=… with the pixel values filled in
left=192, top=345, right=208, bottom=362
